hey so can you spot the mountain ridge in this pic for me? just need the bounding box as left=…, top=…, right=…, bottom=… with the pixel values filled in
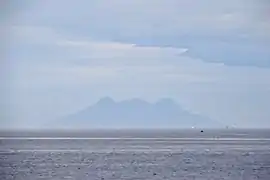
left=51, top=97, right=222, bottom=129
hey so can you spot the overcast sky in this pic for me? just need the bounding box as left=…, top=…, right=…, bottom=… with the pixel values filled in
left=1, top=0, right=270, bottom=129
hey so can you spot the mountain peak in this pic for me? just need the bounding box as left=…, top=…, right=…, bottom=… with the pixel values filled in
left=56, top=97, right=221, bottom=129
left=96, top=97, right=115, bottom=105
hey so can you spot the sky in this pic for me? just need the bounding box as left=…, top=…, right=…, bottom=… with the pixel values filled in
left=1, top=0, right=270, bottom=129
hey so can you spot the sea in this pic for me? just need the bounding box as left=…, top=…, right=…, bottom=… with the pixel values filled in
left=0, top=129, right=269, bottom=180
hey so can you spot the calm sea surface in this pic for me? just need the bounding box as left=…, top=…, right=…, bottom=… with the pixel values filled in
left=0, top=129, right=270, bottom=180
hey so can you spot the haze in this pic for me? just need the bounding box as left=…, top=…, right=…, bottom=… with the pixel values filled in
left=1, top=0, right=270, bottom=129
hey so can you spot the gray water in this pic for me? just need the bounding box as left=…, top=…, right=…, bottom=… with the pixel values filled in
left=0, top=129, right=270, bottom=180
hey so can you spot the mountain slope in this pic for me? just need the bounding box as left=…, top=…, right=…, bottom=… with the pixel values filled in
left=53, top=97, right=221, bottom=129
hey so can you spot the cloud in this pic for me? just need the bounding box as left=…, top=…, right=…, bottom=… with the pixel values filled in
left=7, top=0, right=269, bottom=67
left=5, top=24, right=269, bottom=113
left=8, top=27, right=207, bottom=88
left=9, top=26, right=59, bottom=44
left=2, top=1, right=270, bottom=128
left=6, top=25, right=270, bottom=88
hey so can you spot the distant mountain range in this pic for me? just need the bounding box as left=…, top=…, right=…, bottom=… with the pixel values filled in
left=52, top=97, right=222, bottom=129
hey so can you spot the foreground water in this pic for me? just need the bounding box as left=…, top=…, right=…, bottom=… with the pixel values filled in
left=0, top=129, right=270, bottom=180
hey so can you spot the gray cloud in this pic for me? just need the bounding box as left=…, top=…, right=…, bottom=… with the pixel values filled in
left=6, top=0, right=270, bottom=67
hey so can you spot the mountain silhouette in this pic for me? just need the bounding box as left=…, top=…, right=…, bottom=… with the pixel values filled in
left=53, top=97, right=221, bottom=129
